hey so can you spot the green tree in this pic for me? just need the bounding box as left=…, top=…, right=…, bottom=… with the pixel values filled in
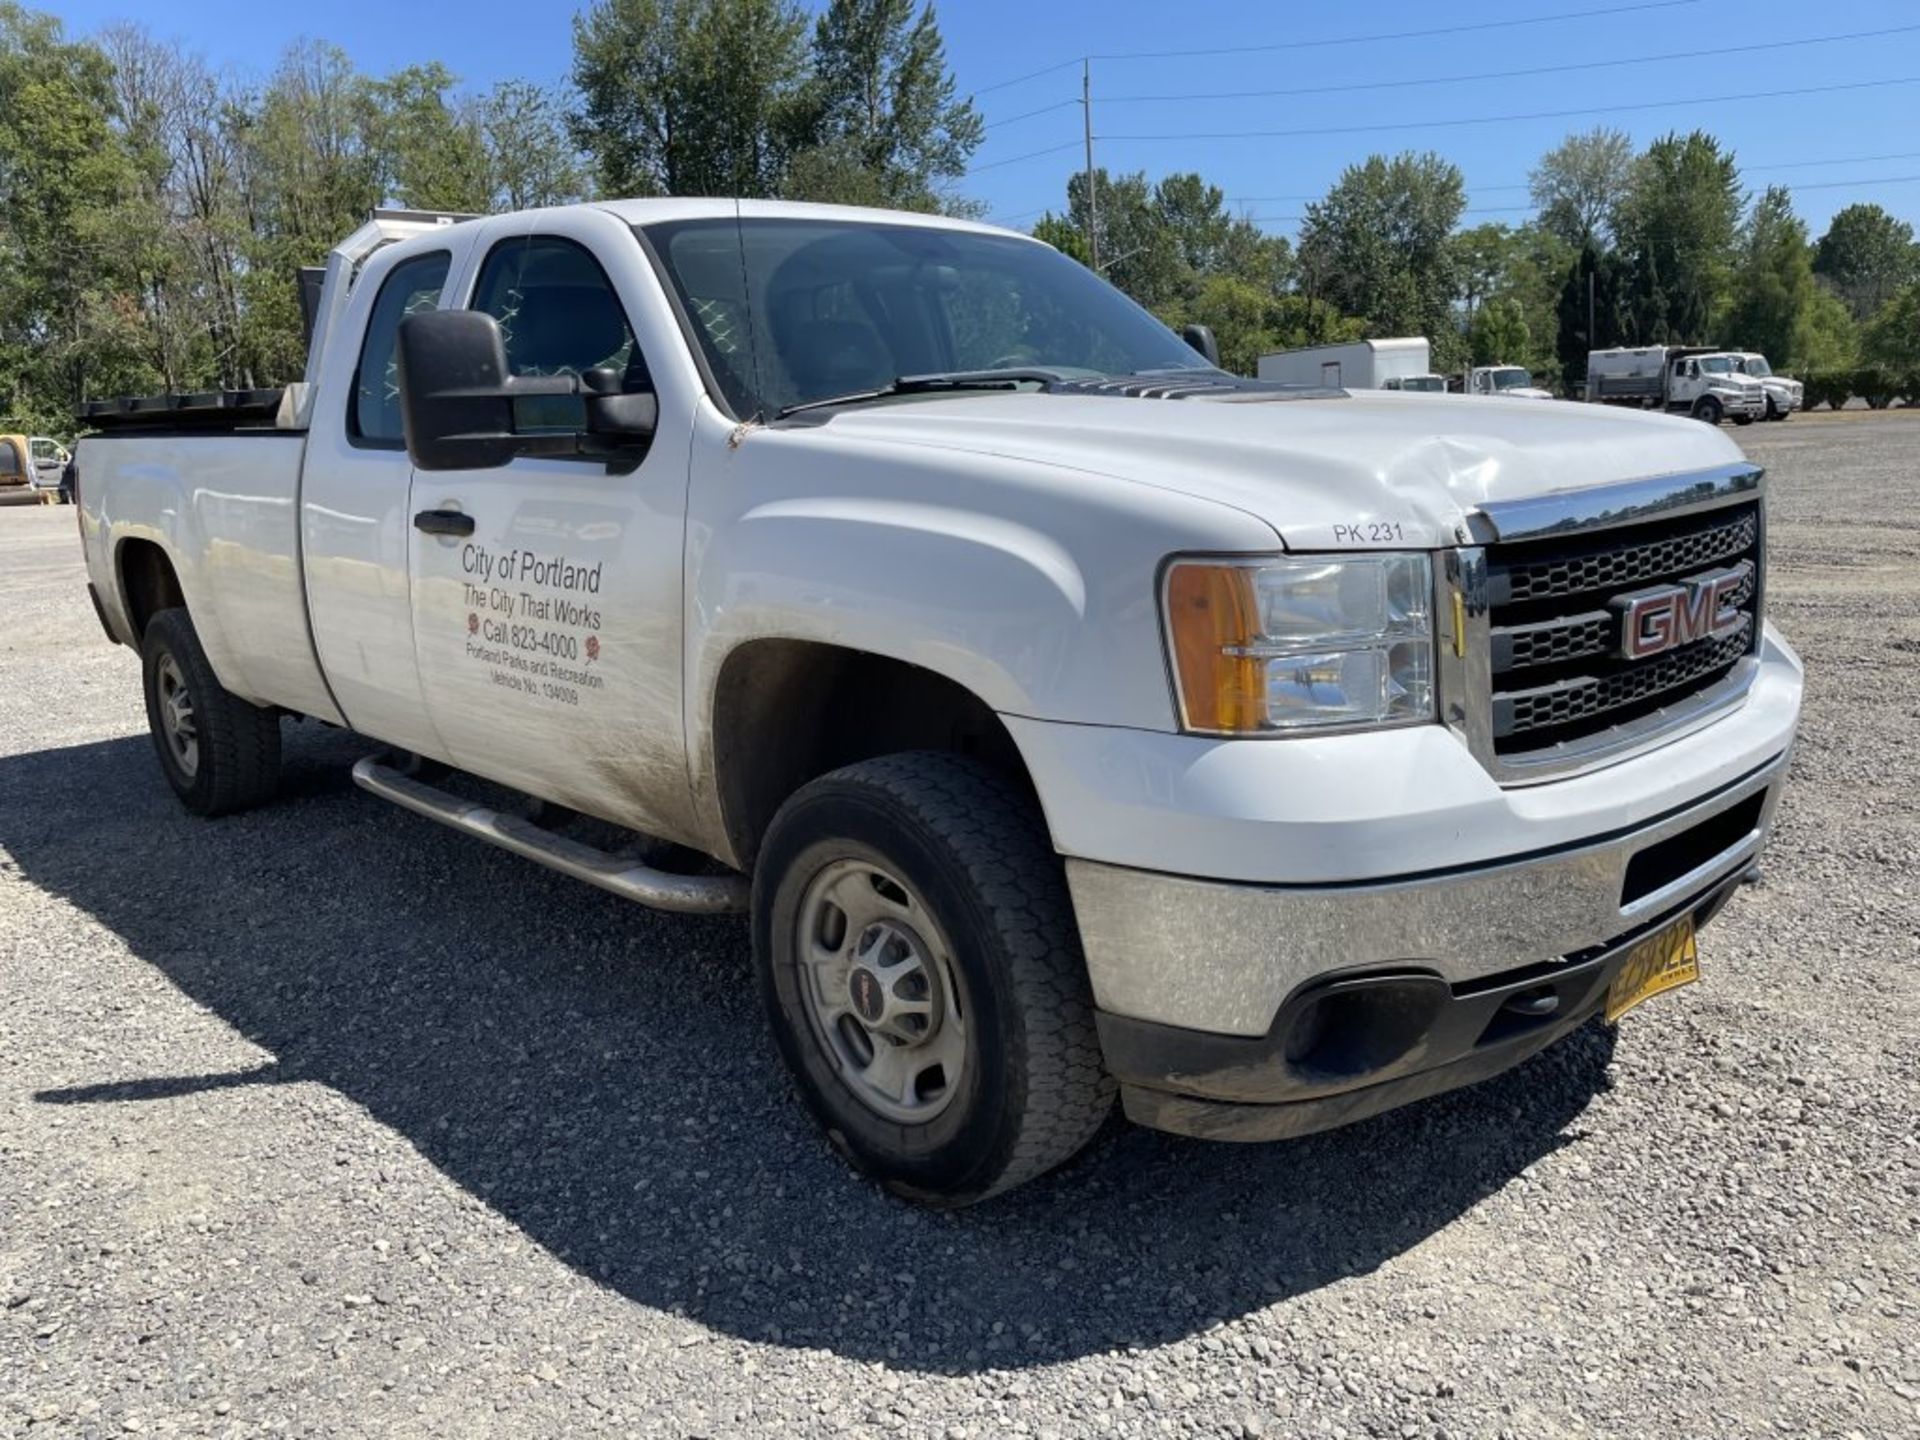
left=370, top=63, right=492, bottom=212
left=1555, top=240, right=1629, bottom=393
left=1614, top=130, right=1741, bottom=344
left=1529, top=127, right=1633, bottom=249
left=1721, top=186, right=1818, bottom=368
left=1297, top=151, right=1466, bottom=369
left=1863, top=282, right=1920, bottom=384
left=474, top=81, right=590, bottom=211
left=0, top=4, right=151, bottom=421
left=1812, top=203, right=1920, bottom=322
left=1469, top=296, right=1530, bottom=368
left=1797, top=287, right=1857, bottom=373
left=570, top=0, right=808, bottom=198
left=783, top=0, right=979, bottom=211
left=1452, top=222, right=1513, bottom=326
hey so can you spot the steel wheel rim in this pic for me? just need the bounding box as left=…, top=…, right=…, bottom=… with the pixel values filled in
left=156, top=653, right=199, bottom=778
left=794, top=857, right=967, bottom=1124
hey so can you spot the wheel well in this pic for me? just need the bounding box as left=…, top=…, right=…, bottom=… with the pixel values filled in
left=117, top=539, right=184, bottom=640
left=712, top=641, right=1034, bottom=870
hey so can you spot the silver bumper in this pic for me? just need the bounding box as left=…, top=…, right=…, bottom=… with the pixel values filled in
left=1067, top=752, right=1788, bottom=1037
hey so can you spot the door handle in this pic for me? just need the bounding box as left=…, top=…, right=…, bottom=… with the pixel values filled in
left=413, top=508, right=474, bottom=537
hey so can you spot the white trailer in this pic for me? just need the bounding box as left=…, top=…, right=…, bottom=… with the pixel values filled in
left=1256, top=337, right=1432, bottom=389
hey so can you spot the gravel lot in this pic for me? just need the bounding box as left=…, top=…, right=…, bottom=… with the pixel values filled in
left=3, top=412, right=1917, bottom=1440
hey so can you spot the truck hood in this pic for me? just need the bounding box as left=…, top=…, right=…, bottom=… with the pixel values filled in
left=810, top=388, right=1746, bottom=550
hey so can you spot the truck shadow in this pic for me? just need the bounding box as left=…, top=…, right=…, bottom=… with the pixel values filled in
left=4, top=728, right=1616, bottom=1374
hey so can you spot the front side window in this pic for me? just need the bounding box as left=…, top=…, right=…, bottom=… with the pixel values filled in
left=1490, top=368, right=1532, bottom=390
left=643, top=218, right=1212, bottom=420
left=352, top=250, right=452, bottom=445
left=471, top=235, right=643, bottom=433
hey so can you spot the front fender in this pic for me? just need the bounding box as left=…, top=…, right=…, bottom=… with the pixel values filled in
left=682, top=414, right=1281, bottom=842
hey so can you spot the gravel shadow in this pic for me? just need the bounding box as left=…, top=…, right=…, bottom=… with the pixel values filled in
left=5, top=726, right=1617, bottom=1373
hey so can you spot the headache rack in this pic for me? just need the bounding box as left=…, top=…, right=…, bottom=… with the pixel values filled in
left=1438, top=463, right=1767, bottom=785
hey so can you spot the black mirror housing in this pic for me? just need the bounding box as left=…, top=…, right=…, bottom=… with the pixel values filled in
left=396, top=311, right=657, bottom=472
left=397, top=310, right=526, bottom=471
left=1181, top=323, right=1221, bottom=368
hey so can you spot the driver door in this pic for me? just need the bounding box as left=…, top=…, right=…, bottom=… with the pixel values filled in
left=406, top=213, right=694, bottom=839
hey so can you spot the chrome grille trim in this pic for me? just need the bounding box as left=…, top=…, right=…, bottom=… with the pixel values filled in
left=1439, top=464, right=1767, bottom=786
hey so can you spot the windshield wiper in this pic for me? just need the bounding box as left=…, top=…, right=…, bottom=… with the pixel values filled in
left=774, top=369, right=1062, bottom=420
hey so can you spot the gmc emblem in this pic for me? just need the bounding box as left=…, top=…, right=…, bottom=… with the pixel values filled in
left=1613, top=563, right=1751, bottom=660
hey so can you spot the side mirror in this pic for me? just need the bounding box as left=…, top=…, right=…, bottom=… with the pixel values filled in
left=1181, top=324, right=1220, bottom=368
left=397, top=310, right=656, bottom=472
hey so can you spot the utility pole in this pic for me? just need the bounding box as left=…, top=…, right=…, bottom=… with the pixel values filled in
left=1081, top=58, right=1099, bottom=272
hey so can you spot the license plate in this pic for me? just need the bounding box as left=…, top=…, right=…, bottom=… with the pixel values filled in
left=1604, top=916, right=1699, bottom=1023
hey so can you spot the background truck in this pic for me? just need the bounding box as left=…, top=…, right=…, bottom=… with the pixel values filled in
left=76, top=200, right=1802, bottom=1205
left=1462, top=365, right=1553, bottom=400
left=1255, top=336, right=1436, bottom=390
left=1586, top=345, right=1768, bottom=425
left=1728, top=352, right=1803, bottom=421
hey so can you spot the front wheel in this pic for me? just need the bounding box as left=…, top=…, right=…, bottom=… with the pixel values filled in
left=141, top=608, right=282, bottom=816
left=754, top=753, right=1114, bottom=1205
left=1694, top=395, right=1724, bottom=425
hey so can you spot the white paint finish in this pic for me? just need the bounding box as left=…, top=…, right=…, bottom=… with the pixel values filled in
left=299, top=230, right=480, bottom=756
left=773, top=386, right=1745, bottom=556
left=75, top=433, right=344, bottom=726
left=680, top=405, right=1283, bottom=856
left=405, top=208, right=701, bottom=841
left=1005, top=626, right=1802, bottom=887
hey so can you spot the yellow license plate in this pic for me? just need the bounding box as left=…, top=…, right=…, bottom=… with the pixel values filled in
left=1604, top=916, right=1699, bottom=1023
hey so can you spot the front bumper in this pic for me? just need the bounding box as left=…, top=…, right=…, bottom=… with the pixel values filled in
left=1100, top=870, right=1744, bottom=1141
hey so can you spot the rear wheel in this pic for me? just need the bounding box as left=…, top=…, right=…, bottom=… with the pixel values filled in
left=754, top=753, right=1114, bottom=1205
left=140, top=608, right=281, bottom=816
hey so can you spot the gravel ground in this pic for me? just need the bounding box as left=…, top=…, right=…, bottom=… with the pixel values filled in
left=2, top=412, right=1917, bottom=1440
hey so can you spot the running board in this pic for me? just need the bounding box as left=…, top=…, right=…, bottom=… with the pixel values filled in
left=350, top=757, right=749, bottom=915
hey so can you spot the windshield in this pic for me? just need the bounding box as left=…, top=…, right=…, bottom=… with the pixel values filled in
left=1490, top=367, right=1532, bottom=390
left=640, top=218, right=1212, bottom=419
left=1699, top=356, right=1735, bottom=375
left=1739, top=356, right=1770, bottom=376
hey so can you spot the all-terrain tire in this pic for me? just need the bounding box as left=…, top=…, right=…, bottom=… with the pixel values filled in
left=754, top=752, right=1114, bottom=1206
left=140, top=607, right=282, bottom=816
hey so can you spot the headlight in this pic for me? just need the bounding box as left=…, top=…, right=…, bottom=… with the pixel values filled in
left=1163, top=554, right=1435, bottom=734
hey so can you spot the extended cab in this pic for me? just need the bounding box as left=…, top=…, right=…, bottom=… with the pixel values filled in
left=77, top=201, right=1803, bottom=1204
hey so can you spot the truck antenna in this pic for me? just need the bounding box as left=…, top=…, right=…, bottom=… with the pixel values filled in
left=733, top=196, right=767, bottom=426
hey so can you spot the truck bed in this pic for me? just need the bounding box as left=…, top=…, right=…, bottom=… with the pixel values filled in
left=77, top=427, right=340, bottom=725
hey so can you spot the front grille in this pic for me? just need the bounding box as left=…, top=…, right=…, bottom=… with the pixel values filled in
left=1485, top=500, right=1763, bottom=758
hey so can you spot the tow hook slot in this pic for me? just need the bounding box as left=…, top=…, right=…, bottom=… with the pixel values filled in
left=1501, top=987, right=1560, bottom=1018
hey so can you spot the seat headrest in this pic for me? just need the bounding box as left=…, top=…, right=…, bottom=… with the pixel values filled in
left=504, top=287, right=628, bottom=374
left=774, top=318, right=893, bottom=400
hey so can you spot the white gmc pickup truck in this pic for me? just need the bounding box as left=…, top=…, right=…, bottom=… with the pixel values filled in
left=77, top=201, right=1802, bottom=1205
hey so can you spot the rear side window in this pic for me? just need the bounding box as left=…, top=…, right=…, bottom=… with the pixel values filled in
left=0, top=441, right=20, bottom=480
left=351, top=250, right=452, bottom=446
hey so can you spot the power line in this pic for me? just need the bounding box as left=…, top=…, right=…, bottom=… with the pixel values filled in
left=967, top=0, right=1700, bottom=97
left=1102, top=76, right=1920, bottom=144
left=1095, top=25, right=1920, bottom=105
left=966, top=140, right=1082, bottom=174
left=1221, top=151, right=1920, bottom=206
left=1237, top=176, right=1920, bottom=228
left=983, top=99, right=1080, bottom=132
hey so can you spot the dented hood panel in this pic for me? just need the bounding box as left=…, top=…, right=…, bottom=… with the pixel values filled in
left=815, top=388, right=1747, bottom=550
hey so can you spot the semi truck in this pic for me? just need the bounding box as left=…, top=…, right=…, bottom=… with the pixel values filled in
left=1586, top=346, right=1768, bottom=425
left=75, top=201, right=1801, bottom=1205
left=1728, top=352, right=1803, bottom=421
left=1255, top=337, right=1443, bottom=391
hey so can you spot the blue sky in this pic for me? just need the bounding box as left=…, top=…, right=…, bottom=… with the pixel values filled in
left=43, top=0, right=1920, bottom=240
